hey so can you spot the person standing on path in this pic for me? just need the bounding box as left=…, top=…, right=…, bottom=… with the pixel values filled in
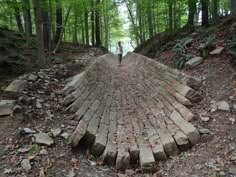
left=116, top=41, right=123, bottom=66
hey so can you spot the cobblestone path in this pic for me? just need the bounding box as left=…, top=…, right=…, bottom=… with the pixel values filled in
left=61, top=53, right=202, bottom=172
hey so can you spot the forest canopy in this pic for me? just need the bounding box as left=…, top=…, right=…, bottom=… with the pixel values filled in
left=0, top=0, right=235, bottom=66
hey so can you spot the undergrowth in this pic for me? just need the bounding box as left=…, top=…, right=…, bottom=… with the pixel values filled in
left=172, top=37, right=192, bottom=69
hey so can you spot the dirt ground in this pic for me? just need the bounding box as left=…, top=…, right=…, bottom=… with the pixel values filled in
left=0, top=21, right=236, bottom=176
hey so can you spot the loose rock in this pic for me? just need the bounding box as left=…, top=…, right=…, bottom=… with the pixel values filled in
left=199, top=128, right=212, bottom=134
left=51, top=128, right=61, bottom=137
left=0, top=100, right=15, bottom=116
left=217, top=101, right=230, bottom=111
left=186, top=57, right=203, bottom=68
left=5, top=79, right=27, bottom=93
left=21, top=159, right=31, bottom=171
left=210, top=47, right=224, bottom=55
left=39, top=149, right=49, bottom=155
left=34, top=133, right=54, bottom=146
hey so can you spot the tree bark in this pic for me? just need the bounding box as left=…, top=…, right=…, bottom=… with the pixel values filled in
left=168, top=0, right=173, bottom=30
left=53, top=6, right=72, bottom=54
left=231, top=0, right=236, bottom=15
left=55, top=0, right=62, bottom=44
left=41, top=0, right=50, bottom=51
left=91, top=0, right=95, bottom=46
left=95, top=0, right=101, bottom=47
left=201, top=0, right=209, bottom=27
left=187, top=0, right=197, bottom=28
left=147, top=0, right=154, bottom=37
left=73, top=4, right=78, bottom=44
left=84, top=10, right=89, bottom=45
left=33, top=0, right=46, bottom=67
left=22, top=0, right=32, bottom=45
left=14, top=7, right=24, bottom=33
left=212, top=0, right=218, bottom=20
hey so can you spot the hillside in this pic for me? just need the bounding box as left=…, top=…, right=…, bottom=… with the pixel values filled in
left=134, top=15, right=236, bottom=177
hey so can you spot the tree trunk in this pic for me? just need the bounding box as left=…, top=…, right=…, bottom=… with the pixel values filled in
left=212, top=0, right=218, bottom=20
left=104, top=0, right=109, bottom=49
left=14, top=7, right=24, bottom=33
left=73, top=4, right=78, bottom=44
left=95, top=0, right=101, bottom=47
left=84, top=10, right=89, bottom=45
left=33, top=0, right=46, bottom=67
left=55, top=0, right=62, bottom=44
left=168, top=0, right=173, bottom=30
left=41, top=0, right=50, bottom=51
left=91, top=0, right=95, bottom=46
left=231, top=0, right=236, bottom=15
left=48, top=0, right=53, bottom=50
left=147, top=0, right=153, bottom=37
left=187, top=0, right=197, bottom=28
left=201, top=0, right=209, bottom=27
left=53, top=6, right=72, bottom=54
left=22, top=0, right=32, bottom=45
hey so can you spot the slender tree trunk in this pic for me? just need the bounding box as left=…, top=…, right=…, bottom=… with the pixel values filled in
left=104, top=0, right=109, bottom=49
left=14, top=7, right=24, bottom=33
left=231, top=0, right=236, bottom=15
left=187, top=0, right=197, bottom=28
left=41, top=0, right=50, bottom=51
left=84, top=10, right=89, bottom=45
left=212, top=0, right=218, bottom=20
left=82, top=20, right=85, bottom=44
left=48, top=0, right=53, bottom=50
left=147, top=0, right=153, bottom=37
left=91, top=0, right=95, bottom=46
left=55, top=0, right=62, bottom=44
left=73, top=4, right=78, bottom=44
left=33, top=0, right=46, bottom=67
left=201, top=0, right=209, bottom=27
left=95, top=0, right=101, bottom=47
left=168, top=0, right=173, bottom=30
left=53, top=6, right=72, bottom=54
left=126, top=3, right=141, bottom=45
left=22, top=0, right=32, bottom=45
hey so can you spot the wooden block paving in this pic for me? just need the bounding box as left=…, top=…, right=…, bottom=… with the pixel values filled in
left=62, top=53, right=202, bottom=172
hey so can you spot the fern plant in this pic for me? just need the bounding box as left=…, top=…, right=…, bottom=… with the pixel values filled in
left=172, top=37, right=192, bottom=69
left=227, top=35, right=236, bottom=60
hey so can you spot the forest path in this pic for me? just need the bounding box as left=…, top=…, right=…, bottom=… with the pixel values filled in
left=61, top=52, right=203, bottom=172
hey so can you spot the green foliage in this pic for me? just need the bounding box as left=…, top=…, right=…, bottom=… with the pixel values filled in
left=227, top=35, right=236, bottom=60
left=30, top=144, right=39, bottom=154
left=172, top=37, right=192, bottom=69
left=199, top=34, right=216, bottom=58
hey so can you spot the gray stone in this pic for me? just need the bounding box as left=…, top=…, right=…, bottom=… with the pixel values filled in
left=210, top=47, right=224, bottom=55
left=218, top=171, right=226, bottom=177
left=36, top=100, right=42, bottom=109
left=22, top=128, right=35, bottom=134
left=17, top=147, right=31, bottom=153
left=125, top=169, right=135, bottom=176
left=116, top=150, right=130, bottom=171
left=186, top=57, right=203, bottom=67
left=54, top=57, right=63, bottom=64
left=139, top=144, right=156, bottom=173
left=51, top=128, right=61, bottom=137
left=199, top=128, right=212, bottom=134
left=229, top=167, right=236, bottom=175
left=0, top=100, right=15, bottom=116
left=5, top=79, right=27, bottom=93
left=28, top=73, right=38, bottom=81
left=66, top=171, right=76, bottom=177
left=231, top=73, right=236, bottom=81
left=21, top=159, right=31, bottom=171
left=217, top=101, right=230, bottom=111
left=61, top=132, right=70, bottom=139
left=13, top=105, right=22, bottom=114
left=34, top=133, right=54, bottom=146
left=201, top=117, right=210, bottom=122
left=39, top=149, right=48, bottom=155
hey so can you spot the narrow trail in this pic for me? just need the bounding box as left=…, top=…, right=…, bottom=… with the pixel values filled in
left=61, top=52, right=203, bottom=172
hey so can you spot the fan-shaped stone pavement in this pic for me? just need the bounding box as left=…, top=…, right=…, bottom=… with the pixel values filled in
left=61, top=52, right=203, bottom=173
